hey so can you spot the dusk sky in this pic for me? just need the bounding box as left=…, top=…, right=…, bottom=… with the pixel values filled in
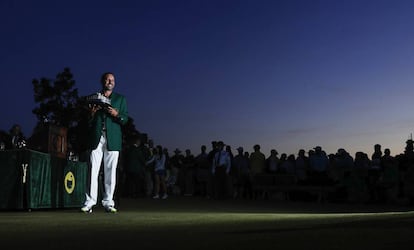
left=2, top=0, right=414, bottom=158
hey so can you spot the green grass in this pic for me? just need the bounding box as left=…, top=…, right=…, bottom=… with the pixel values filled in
left=1, top=197, right=413, bottom=250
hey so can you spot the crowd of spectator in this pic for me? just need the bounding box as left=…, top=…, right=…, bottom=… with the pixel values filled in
left=1, top=124, right=413, bottom=205
left=119, top=137, right=414, bottom=206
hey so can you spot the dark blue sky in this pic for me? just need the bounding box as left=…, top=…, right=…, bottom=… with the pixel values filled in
left=3, top=0, right=414, bottom=157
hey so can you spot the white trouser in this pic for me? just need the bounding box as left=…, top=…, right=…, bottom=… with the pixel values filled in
left=84, top=134, right=119, bottom=208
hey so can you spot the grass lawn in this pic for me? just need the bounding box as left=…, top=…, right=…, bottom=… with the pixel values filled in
left=1, top=197, right=413, bottom=250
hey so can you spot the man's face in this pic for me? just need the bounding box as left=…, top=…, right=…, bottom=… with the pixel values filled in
left=102, top=74, right=115, bottom=91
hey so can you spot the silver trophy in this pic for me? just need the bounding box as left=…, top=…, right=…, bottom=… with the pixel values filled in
left=85, top=92, right=111, bottom=108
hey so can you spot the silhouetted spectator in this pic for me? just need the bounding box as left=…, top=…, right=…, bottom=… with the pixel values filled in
left=266, top=149, right=280, bottom=174
left=368, top=144, right=383, bottom=202
left=208, top=141, right=219, bottom=165
left=163, top=147, right=170, bottom=174
left=146, top=145, right=168, bottom=199
left=250, top=144, right=266, bottom=175
left=330, top=148, right=354, bottom=183
left=249, top=144, right=266, bottom=199
left=144, top=139, right=155, bottom=197
left=169, top=148, right=184, bottom=195
left=182, top=149, right=195, bottom=196
left=212, top=141, right=231, bottom=199
left=308, top=146, right=330, bottom=185
left=279, top=153, right=296, bottom=175
left=295, top=149, right=309, bottom=183
left=231, top=147, right=252, bottom=199
left=378, top=148, right=399, bottom=203
left=398, top=139, right=414, bottom=201
left=195, top=145, right=212, bottom=198
left=226, top=145, right=234, bottom=162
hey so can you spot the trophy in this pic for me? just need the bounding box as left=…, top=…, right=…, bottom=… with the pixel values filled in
left=85, top=92, right=111, bottom=108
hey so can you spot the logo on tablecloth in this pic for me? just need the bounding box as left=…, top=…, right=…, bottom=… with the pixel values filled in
left=64, top=171, right=75, bottom=194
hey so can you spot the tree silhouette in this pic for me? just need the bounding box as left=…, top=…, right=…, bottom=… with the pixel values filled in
left=32, top=67, right=80, bottom=128
left=122, top=116, right=143, bottom=145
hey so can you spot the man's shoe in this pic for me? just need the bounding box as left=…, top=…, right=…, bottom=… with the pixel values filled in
left=105, top=206, right=117, bottom=213
left=80, top=206, right=92, bottom=213
left=152, top=195, right=160, bottom=199
left=162, top=194, right=168, bottom=199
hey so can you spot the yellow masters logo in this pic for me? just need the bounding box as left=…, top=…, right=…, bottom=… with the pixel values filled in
left=64, top=171, right=75, bottom=194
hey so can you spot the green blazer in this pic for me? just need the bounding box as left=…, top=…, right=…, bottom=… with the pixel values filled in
left=88, top=92, right=128, bottom=151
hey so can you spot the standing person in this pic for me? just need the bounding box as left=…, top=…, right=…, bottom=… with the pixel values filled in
left=81, top=72, right=128, bottom=213
left=250, top=144, right=266, bottom=175
left=144, top=139, right=155, bottom=197
left=308, top=146, right=330, bottom=185
left=208, top=141, right=219, bottom=166
left=232, top=147, right=251, bottom=199
left=182, top=149, right=195, bottom=196
left=266, top=149, right=280, bottom=174
left=146, top=145, right=168, bottom=199
left=295, top=149, right=309, bottom=184
left=212, top=141, right=231, bottom=199
left=368, top=144, right=383, bottom=202
left=206, top=141, right=219, bottom=196
left=249, top=144, right=266, bottom=199
left=194, top=145, right=211, bottom=198
left=169, top=148, right=184, bottom=195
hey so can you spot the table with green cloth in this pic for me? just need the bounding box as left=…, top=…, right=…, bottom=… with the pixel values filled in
left=0, top=149, right=87, bottom=210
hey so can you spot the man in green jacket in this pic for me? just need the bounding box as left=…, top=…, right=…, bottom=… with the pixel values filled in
left=81, top=72, right=128, bottom=213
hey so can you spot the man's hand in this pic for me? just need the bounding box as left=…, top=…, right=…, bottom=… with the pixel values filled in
left=105, top=106, right=119, bottom=117
left=88, top=104, right=102, bottom=116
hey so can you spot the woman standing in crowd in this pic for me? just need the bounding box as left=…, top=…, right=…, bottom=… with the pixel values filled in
left=146, top=145, right=168, bottom=199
